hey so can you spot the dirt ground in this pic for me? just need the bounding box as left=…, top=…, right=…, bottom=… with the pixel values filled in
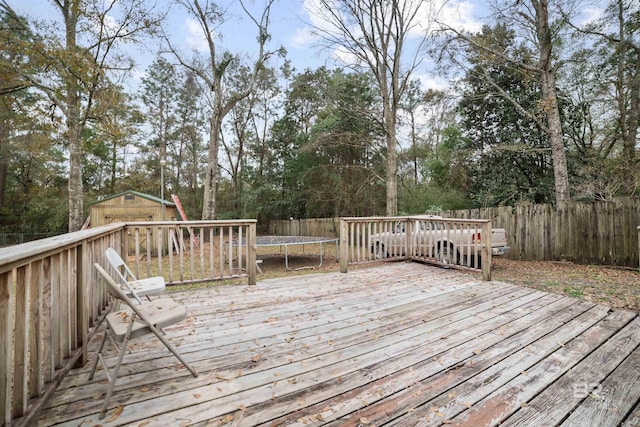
left=255, top=246, right=640, bottom=313
left=489, top=258, right=640, bottom=313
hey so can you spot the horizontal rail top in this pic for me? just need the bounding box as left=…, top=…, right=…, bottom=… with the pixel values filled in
left=341, top=216, right=490, bottom=225
left=0, top=223, right=123, bottom=274
left=124, top=219, right=258, bottom=227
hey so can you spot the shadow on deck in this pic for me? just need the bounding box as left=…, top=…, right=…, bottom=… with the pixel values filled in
left=39, top=263, right=640, bottom=426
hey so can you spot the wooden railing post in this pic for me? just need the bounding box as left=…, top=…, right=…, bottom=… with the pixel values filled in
left=481, top=221, right=492, bottom=281
left=248, top=222, right=257, bottom=286
left=340, top=219, right=348, bottom=273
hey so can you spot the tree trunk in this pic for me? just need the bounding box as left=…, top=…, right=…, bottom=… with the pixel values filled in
left=411, top=111, right=418, bottom=186
left=623, top=59, right=639, bottom=187
left=65, top=5, right=84, bottom=232
left=0, top=100, right=9, bottom=206
left=110, top=140, right=117, bottom=194
left=202, top=113, right=222, bottom=220
left=617, top=0, right=639, bottom=194
left=544, top=80, right=570, bottom=204
left=535, top=0, right=569, bottom=205
left=67, top=105, right=84, bottom=231
left=384, top=101, right=398, bottom=216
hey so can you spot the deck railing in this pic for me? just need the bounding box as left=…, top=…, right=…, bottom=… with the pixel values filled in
left=339, top=216, right=492, bottom=280
left=0, top=220, right=256, bottom=427
left=122, top=220, right=257, bottom=285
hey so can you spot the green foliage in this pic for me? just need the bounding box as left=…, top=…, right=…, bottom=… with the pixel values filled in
left=0, top=130, right=67, bottom=234
left=398, top=183, right=472, bottom=214
left=250, top=68, right=387, bottom=221
left=458, top=24, right=556, bottom=206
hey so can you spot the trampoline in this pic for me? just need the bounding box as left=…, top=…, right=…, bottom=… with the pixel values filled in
left=227, top=235, right=339, bottom=271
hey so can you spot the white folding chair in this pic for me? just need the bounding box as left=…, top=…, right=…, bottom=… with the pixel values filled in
left=105, top=247, right=165, bottom=304
left=91, top=263, right=198, bottom=419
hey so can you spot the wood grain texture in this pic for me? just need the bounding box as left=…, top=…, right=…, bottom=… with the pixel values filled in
left=34, top=263, right=640, bottom=427
left=1, top=270, right=14, bottom=426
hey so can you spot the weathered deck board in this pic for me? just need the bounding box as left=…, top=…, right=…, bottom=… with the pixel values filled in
left=37, top=263, right=640, bottom=427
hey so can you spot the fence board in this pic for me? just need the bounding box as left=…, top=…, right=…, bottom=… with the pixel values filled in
left=443, top=199, right=640, bottom=267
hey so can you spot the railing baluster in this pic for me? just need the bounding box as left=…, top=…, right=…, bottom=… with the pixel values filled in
left=68, top=247, right=78, bottom=352
left=13, top=265, right=28, bottom=418
left=134, top=228, right=141, bottom=279
left=61, top=251, right=71, bottom=359
left=199, top=227, right=205, bottom=278
left=168, top=227, right=174, bottom=283
left=157, top=226, right=163, bottom=275
left=238, top=226, right=244, bottom=273
left=179, top=230, right=185, bottom=282
left=51, top=253, right=62, bottom=370
left=29, top=260, right=43, bottom=397
left=41, top=257, right=53, bottom=384
left=146, top=227, right=152, bottom=277
left=189, top=226, right=195, bottom=281
left=209, top=227, right=215, bottom=277
left=1, top=270, right=13, bottom=426
left=219, top=227, right=225, bottom=277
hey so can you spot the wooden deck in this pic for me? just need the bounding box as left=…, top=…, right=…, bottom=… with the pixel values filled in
left=38, top=263, right=640, bottom=427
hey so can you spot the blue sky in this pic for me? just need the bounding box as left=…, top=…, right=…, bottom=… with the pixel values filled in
left=11, top=0, right=489, bottom=92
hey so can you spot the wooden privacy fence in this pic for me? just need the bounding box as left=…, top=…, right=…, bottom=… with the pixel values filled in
left=269, top=199, right=640, bottom=267
left=338, top=216, right=492, bottom=280
left=269, top=217, right=339, bottom=237
left=441, top=199, right=640, bottom=267
left=0, top=220, right=256, bottom=427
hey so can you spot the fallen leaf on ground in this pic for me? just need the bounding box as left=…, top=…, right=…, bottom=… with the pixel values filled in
left=106, top=405, right=124, bottom=422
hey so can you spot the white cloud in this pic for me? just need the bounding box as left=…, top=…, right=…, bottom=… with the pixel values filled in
left=435, top=0, right=483, bottom=34
left=577, top=7, right=604, bottom=26
left=184, top=18, right=211, bottom=52
left=288, top=0, right=332, bottom=50
left=414, top=73, right=451, bottom=92
left=290, top=27, right=315, bottom=50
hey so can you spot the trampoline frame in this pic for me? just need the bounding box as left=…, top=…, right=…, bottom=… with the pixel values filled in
left=227, top=235, right=339, bottom=271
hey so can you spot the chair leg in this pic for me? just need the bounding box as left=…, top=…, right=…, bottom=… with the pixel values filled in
left=99, top=319, right=134, bottom=419
left=88, top=329, right=109, bottom=380
left=150, top=326, right=198, bottom=378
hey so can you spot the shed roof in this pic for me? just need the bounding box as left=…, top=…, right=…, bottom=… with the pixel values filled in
left=89, top=190, right=176, bottom=207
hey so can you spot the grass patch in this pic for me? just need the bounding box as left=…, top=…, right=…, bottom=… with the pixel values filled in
left=563, top=286, right=584, bottom=298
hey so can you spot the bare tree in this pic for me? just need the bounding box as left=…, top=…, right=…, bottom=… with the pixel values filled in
left=440, top=0, right=571, bottom=204
left=3, top=0, right=162, bottom=231
left=166, top=0, right=282, bottom=220
left=307, top=0, right=433, bottom=215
